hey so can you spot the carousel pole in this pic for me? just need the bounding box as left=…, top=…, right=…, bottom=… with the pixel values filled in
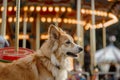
left=55, top=7, right=59, bottom=27
left=15, top=0, right=20, bottom=52
left=90, top=0, right=96, bottom=74
left=1, top=0, right=7, bottom=37
left=23, top=12, right=27, bottom=48
left=55, top=14, right=58, bottom=27
left=102, top=20, right=106, bottom=49
left=77, top=0, right=84, bottom=66
left=36, top=14, right=40, bottom=51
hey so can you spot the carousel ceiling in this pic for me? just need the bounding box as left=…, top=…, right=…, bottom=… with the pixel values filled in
left=0, top=0, right=120, bottom=39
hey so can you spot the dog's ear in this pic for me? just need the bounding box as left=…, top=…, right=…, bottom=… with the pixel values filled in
left=48, top=24, right=60, bottom=40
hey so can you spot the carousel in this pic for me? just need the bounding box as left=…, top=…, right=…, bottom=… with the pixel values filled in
left=0, top=0, right=119, bottom=80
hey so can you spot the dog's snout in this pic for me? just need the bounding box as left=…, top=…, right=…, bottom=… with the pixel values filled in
left=78, top=47, right=83, bottom=52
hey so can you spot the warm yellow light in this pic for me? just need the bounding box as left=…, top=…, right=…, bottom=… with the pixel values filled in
left=5, top=35, right=9, bottom=40
left=19, top=34, right=29, bottom=39
left=25, top=17, right=28, bottom=22
left=30, top=6, right=35, bottom=12
left=89, top=10, right=92, bottom=14
left=36, top=6, right=41, bottom=12
left=107, top=0, right=114, bottom=2
left=47, top=17, right=52, bottom=23
left=1, top=6, right=4, bottom=11
left=41, top=17, right=46, bottom=22
left=61, top=7, right=66, bottom=12
left=81, top=9, right=85, bottom=14
left=68, top=19, right=72, bottom=24
left=23, top=6, right=28, bottom=11
left=53, top=18, right=57, bottom=22
left=14, top=17, right=16, bottom=22
left=67, top=7, right=72, bottom=12
left=108, top=13, right=116, bottom=19
left=5, top=35, right=29, bottom=40
left=74, top=36, right=78, bottom=41
left=8, top=6, right=13, bottom=12
left=8, top=17, right=13, bottom=23
left=13, top=17, right=23, bottom=22
left=29, top=17, right=34, bottom=22
left=20, top=17, right=23, bottom=22
left=63, top=18, right=68, bottom=23
left=0, top=18, right=2, bottom=23
left=85, top=23, right=91, bottom=30
left=57, top=18, right=62, bottom=23
left=14, top=7, right=16, bottom=11
left=71, top=19, right=76, bottom=24
left=55, top=6, right=59, bottom=12
left=103, top=12, right=107, bottom=17
left=96, top=23, right=103, bottom=28
left=85, top=9, right=89, bottom=14
left=48, top=6, right=53, bottom=12
left=42, top=6, right=47, bottom=12
left=41, top=34, right=48, bottom=40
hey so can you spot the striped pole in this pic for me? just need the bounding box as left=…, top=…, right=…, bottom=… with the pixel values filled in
left=15, top=0, right=20, bottom=52
left=36, top=14, right=40, bottom=51
left=23, top=12, right=27, bottom=48
left=1, top=0, right=7, bottom=37
left=90, top=0, right=96, bottom=74
left=77, top=0, right=84, bottom=66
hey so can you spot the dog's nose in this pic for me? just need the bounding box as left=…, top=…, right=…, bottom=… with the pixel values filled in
left=78, top=47, right=83, bottom=52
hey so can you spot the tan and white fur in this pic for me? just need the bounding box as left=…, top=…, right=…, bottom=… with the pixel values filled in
left=0, top=24, right=82, bottom=80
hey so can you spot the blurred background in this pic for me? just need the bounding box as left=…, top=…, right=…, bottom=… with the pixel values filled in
left=0, top=0, right=120, bottom=80
left=0, top=0, right=120, bottom=49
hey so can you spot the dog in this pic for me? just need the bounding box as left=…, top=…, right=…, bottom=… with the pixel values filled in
left=0, top=24, right=83, bottom=80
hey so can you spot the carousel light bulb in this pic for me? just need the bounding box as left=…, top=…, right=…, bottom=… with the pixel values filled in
left=72, top=19, right=76, bottom=24
left=23, top=6, right=28, bottom=12
left=42, top=6, right=47, bottom=12
left=63, top=18, right=68, bottom=23
left=14, top=6, right=16, bottom=11
left=20, top=17, right=23, bottom=22
left=85, top=10, right=89, bottom=14
left=41, top=17, right=46, bottom=22
left=103, top=12, right=107, bottom=17
left=29, top=17, right=34, bottom=22
left=8, top=6, right=13, bottom=12
left=14, top=17, right=16, bottom=22
left=36, top=6, right=41, bottom=12
left=53, top=18, right=57, bottom=22
left=1, top=6, right=4, bottom=11
left=81, top=9, right=85, bottom=14
left=8, top=17, right=13, bottom=23
left=57, top=18, right=62, bottom=23
left=96, top=11, right=101, bottom=16
left=67, top=7, right=72, bottom=12
left=25, top=17, right=28, bottom=22
left=68, top=19, right=72, bottom=24
left=5, top=35, right=9, bottom=40
left=47, top=17, right=52, bottom=23
left=48, top=6, right=53, bottom=12
left=30, top=6, right=35, bottom=12
left=97, top=23, right=103, bottom=28
left=0, top=18, right=2, bottom=23
left=61, top=7, right=66, bottom=12
left=55, top=6, right=59, bottom=12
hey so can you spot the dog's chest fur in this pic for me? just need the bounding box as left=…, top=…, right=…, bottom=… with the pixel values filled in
left=51, top=54, right=70, bottom=80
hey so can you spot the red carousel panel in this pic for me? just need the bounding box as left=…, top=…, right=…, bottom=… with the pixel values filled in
left=0, top=47, right=34, bottom=61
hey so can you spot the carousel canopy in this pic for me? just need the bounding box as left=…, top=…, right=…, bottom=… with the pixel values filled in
left=95, top=43, right=120, bottom=64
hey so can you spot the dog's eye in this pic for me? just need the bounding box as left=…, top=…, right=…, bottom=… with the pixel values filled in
left=66, top=40, right=71, bottom=44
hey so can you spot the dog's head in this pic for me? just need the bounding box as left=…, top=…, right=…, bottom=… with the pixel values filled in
left=48, top=24, right=83, bottom=58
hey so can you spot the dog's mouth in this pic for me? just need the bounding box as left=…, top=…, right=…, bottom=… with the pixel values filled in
left=66, top=52, right=78, bottom=57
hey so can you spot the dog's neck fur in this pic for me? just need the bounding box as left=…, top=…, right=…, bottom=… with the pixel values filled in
left=40, top=39, right=69, bottom=70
